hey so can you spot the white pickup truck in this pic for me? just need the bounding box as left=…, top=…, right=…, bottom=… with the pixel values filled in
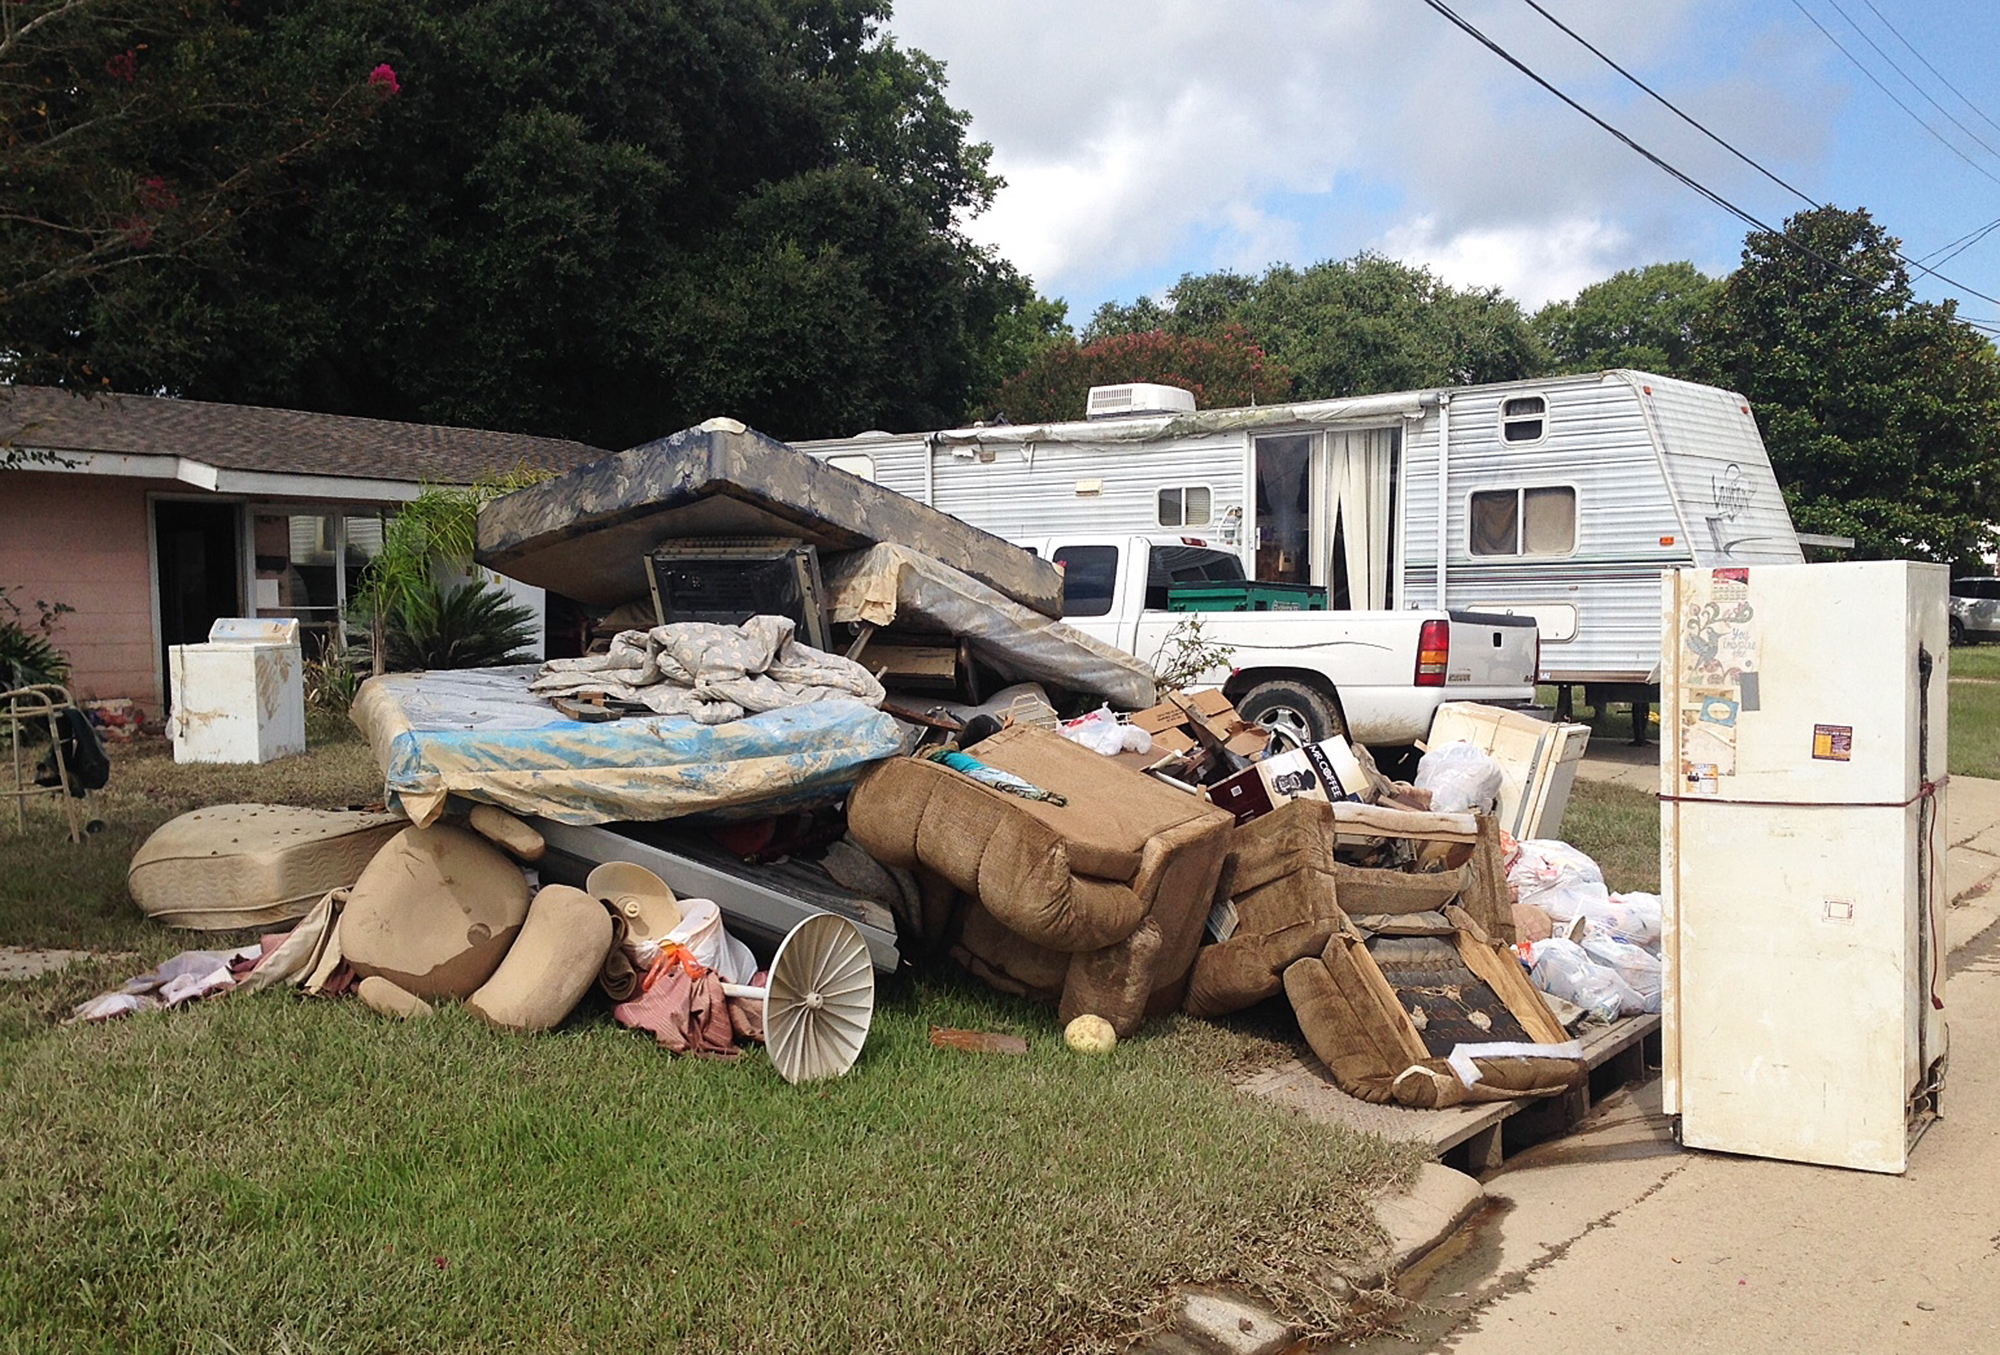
left=1019, top=535, right=1540, bottom=747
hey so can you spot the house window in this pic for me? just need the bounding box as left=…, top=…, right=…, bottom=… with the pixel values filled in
left=1157, top=485, right=1212, bottom=527
left=1052, top=544, right=1119, bottom=617
left=1469, top=487, right=1576, bottom=556
left=825, top=453, right=875, bottom=482
left=1501, top=394, right=1547, bottom=444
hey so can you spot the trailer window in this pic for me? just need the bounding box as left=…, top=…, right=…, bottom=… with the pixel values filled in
left=1157, top=485, right=1212, bottom=527
left=1501, top=395, right=1547, bottom=444
left=1469, top=487, right=1576, bottom=556
left=824, top=453, right=875, bottom=482
left=1052, top=544, right=1119, bottom=617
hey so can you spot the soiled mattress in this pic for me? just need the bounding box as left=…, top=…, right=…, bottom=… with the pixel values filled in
left=351, top=665, right=910, bottom=827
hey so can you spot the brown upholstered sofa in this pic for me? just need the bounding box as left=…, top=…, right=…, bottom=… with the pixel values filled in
left=845, top=725, right=1235, bottom=1035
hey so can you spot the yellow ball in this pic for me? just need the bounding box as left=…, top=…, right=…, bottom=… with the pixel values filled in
left=1064, top=1013, right=1117, bottom=1054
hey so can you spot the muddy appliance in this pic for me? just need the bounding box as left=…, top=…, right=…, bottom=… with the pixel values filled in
left=1661, top=561, right=1948, bottom=1173
left=168, top=618, right=306, bottom=765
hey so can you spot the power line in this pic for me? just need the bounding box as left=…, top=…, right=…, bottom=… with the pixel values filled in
left=1931, top=217, right=2000, bottom=272
left=1822, top=0, right=2000, bottom=164
left=1514, top=0, right=1817, bottom=210
left=1468, top=0, right=2000, bottom=308
left=1786, top=0, right=2000, bottom=188
left=1859, top=0, right=2000, bottom=143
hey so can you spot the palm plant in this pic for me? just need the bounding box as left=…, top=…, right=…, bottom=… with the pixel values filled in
left=384, top=580, right=537, bottom=671
left=352, top=472, right=548, bottom=674
left=0, top=586, right=70, bottom=690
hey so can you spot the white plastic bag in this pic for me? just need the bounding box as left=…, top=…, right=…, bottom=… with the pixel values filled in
left=664, top=898, right=759, bottom=985
left=1525, top=937, right=1642, bottom=1023
left=1508, top=839, right=1609, bottom=921
left=1575, top=890, right=1662, bottom=947
left=1414, top=741, right=1505, bottom=814
left=1058, top=705, right=1153, bottom=757
left=1579, top=931, right=1662, bottom=1013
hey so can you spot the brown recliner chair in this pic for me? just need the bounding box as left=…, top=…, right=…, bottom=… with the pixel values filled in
left=846, top=725, right=1235, bottom=1035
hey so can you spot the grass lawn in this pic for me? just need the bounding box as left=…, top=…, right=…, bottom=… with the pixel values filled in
left=1950, top=644, right=2000, bottom=781
left=0, top=716, right=1423, bottom=1354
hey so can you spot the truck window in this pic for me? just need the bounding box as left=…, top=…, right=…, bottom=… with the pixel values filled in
left=1145, top=544, right=1246, bottom=609
left=1470, top=487, right=1576, bottom=556
left=1052, top=545, right=1119, bottom=617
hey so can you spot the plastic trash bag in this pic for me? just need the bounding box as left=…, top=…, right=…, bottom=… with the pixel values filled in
left=1508, top=839, right=1609, bottom=922
left=1525, top=937, right=1643, bottom=1022
left=1414, top=740, right=1505, bottom=814
left=663, top=898, right=759, bottom=986
left=1579, top=931, right=1662, bottom=1013
left=1575, top=890, right=1663, bottom=947
left=1058, top=705, right=1152, bottom=757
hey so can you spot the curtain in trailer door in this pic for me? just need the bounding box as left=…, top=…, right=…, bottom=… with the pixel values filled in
left=1328, top=429, right=1394, bottom=610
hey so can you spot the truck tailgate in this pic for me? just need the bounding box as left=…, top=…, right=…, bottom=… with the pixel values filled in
left=1446, top=611, right=1539, bottom=694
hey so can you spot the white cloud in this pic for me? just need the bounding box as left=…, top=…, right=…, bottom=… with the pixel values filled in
left=1380, top=214, right=1634, bottom=308
left=885, top=0, right=1882, bottom=312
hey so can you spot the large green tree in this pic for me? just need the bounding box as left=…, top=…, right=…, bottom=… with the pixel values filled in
left=1, top=0, right=394, bottom=392
left=1533, top=261, right=1720, bottom=377
left=1696, top=205, right=2000, bottom=560
left=3, top=0, right=1033, bottom=446
left=1084, top=254, right=1547, bottom=401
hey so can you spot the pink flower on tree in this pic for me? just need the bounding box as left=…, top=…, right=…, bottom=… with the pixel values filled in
left=105, top=49, right=137, bottom=83
left=368, top=63, right=400, bottom=96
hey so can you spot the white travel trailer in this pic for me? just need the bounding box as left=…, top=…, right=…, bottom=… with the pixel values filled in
left=800, top=369, right=1805, bottom=704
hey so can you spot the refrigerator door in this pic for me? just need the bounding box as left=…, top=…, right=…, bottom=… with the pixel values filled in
left=1662, top=561, right=1947, bottom=1174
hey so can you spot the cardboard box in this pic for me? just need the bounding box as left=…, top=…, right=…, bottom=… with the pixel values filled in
left=1206, top=736, right=1369, bottom=825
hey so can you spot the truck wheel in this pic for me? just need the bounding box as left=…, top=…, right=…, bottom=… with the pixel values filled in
left=1237, top=679, right=1345, bottom=745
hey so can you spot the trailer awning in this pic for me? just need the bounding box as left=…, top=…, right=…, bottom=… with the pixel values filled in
left=928, top=390, right=1428, bottom=453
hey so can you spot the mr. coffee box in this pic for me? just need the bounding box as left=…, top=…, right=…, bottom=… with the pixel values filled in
left=1207, top=736, right=1368, bottom=825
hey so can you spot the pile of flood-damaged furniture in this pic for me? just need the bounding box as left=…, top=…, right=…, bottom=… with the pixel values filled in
left=109, top=415, right=1620, bottom=1112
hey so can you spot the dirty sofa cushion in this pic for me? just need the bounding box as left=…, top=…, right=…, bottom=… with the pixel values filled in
left=341, top=824, right=532, bottom=999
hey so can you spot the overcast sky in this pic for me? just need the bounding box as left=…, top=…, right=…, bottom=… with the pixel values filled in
left=885, top=0, right=2000, bottom=329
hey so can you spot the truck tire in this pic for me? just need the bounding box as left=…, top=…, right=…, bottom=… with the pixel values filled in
left=1236, top=679, right=1345, bottom=746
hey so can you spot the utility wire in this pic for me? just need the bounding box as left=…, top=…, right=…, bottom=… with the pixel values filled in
left=1469, top=0, right=2000, bottom=309
left=1928, top=216, right=2000, bottom=271
left=1823, top=0, right=2000, bottom=164
left=1859, top=0, right=2000, bottom=142
left=1786, top=0, right=2000, bottom=188
left=1515, top=0, right=1817, bottom=210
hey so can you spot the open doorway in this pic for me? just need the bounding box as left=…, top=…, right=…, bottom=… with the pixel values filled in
left=155, top=499, right=241, bottom=687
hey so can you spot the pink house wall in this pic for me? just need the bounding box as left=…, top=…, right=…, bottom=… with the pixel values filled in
left=1, top=471, right=172, bottom=711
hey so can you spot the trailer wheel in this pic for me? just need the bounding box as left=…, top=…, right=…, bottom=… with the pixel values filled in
left=1237, top=679, right=1345, bottom=745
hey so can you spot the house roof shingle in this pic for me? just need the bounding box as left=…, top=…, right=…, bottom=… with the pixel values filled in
left=0, top=386, right=612, bottom=485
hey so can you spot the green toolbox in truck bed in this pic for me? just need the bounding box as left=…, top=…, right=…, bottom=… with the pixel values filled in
left=1167, top=581, right=1329, bottom=612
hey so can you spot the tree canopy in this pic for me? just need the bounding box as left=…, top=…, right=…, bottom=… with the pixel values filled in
left=1085, top=254, right=1546, bottom=401
left=2, top=0, right=1038, bottom=446
left=1695, top=205, right=2000, bottom=561
left=1533, top=261, right=1720, bottom=378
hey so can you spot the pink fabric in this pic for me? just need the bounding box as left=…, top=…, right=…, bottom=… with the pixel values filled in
left=613, top=968, right=738, bottom=1058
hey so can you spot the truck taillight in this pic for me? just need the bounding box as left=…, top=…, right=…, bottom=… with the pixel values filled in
left=1416, top=619, right=1449, bottom=688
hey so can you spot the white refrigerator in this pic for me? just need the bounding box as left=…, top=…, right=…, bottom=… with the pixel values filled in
left=1661, top=560, right=1948, bottom=1174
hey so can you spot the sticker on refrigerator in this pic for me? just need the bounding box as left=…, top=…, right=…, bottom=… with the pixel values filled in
left=1680, top=576, right=1760, bottom=687
left=1811, top=723, right=1854, bottom=761
left=1679, top=691, right=1739, bottom=777
left=1681, top=760, right=1722, bottom=796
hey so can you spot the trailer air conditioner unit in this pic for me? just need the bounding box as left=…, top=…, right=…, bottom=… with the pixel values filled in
left=1086, top=383, right=1196, bottom=420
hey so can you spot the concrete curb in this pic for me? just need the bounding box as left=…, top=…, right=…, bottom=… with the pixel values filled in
left=1133, top=1164, right=1485, bottom=1353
